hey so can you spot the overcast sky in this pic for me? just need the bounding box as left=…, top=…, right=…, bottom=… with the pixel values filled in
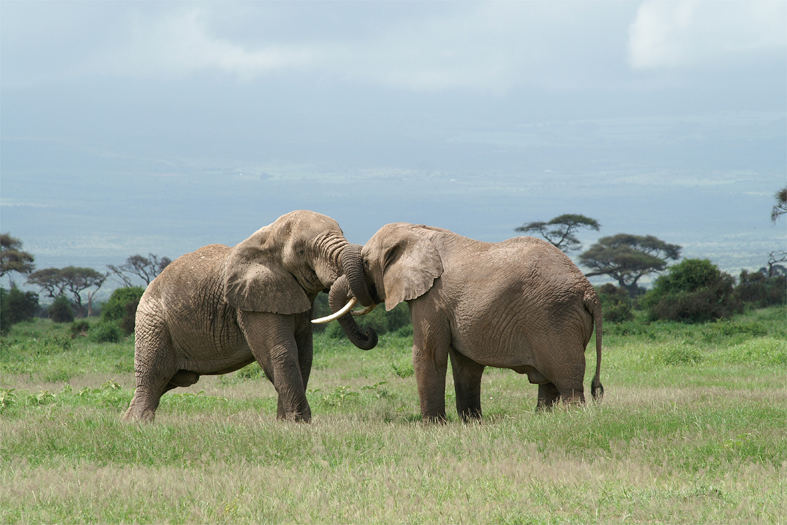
left=1, top=1, right=785, bottom=284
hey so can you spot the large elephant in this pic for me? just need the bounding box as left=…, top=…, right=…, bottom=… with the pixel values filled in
left=322, top=222, right=603, bottom=422
left=123, top=210, right=376, bottom=423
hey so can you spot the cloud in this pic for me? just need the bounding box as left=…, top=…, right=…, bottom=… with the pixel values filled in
left=86, top=3, right=627, bottom=92
left=5, top=1, right=784, bottom=93
left=95, top=9, right=316, bottom=78
left=628, top=0, right=787, bottom=69
left=333, top=3, right=629, bottom=93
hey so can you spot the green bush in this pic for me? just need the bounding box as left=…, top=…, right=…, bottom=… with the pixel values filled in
left=324, top=302, right=411, bottom=339
left=734, top=270, right=786, bottom=307
left=102, top=286, right=144, bottom=335
left=651, top=344, right=704, bottom=366
left=0, top=287, right=40, bottom=333
left=70, top=320, right=90, bottom=338
left=49, top=296, right=75, bottom=323
left=90, top=321, right=122, bottom=343
left=596, top=283, right=633, bottom=323
left=311, top=293, right=330, bottom=333
left=642, top=259, right=741, bottom=323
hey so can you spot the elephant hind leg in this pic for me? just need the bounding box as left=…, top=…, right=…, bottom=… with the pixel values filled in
left=124, top=378, right=172, bottom=422
left=125, top=367, right=193, bottom=421
left=123, top=315, right=177, bottom=423
left=536, top=382, right=560, bottom=411
left=557, top=383, right=585, bottom=406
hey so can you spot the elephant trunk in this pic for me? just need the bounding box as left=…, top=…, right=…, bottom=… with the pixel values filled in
left=340, top=244, right=377, bottom=307
left=329, top=274, right=378, bottom=350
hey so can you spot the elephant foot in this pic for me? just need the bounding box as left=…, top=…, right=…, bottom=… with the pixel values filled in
left=421, top=412, right=447, bottom=424
left=458, top=407, right=482, bottom=423
left=276, top=405, right=312, bottom=423
left=536, top=382, right=560, bottom=411
left=279, top=414, right=311, bottom=423
left=561, top=390, right=585, bottom=405
left=122, top=406, right=156, bottom=423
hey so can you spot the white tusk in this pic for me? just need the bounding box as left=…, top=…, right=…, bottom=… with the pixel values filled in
left=311, top=297, right=357, bottom=324
left=351, top=303, right=377, bottom=316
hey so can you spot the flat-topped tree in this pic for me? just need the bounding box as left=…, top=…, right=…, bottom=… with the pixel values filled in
left=0, top=233, right=35, bottom=285
left=772, top=186, right=787, bottom=222
left=515, top=214, right=600, bottom=254
left=580, top=234, right=681, bottom=296
left=108, top=253, right=171, bottom=286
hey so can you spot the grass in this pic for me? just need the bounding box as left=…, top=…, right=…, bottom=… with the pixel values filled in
left=1, top=307, right=785, bottom=523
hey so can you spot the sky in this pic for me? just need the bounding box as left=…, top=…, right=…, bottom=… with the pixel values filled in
left=1, top=0, right=786, bottom=290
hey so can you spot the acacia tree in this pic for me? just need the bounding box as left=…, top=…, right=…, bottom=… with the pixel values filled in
left=27, top=268, right=70, bottom=298
left=515, top=214, right=600, bottom=253
left=60, top=266, right=107, bottom=316
left=0, top=233, right=35, bottom=285
left=28, top=266, right=107, bottom=316
left=766, top=250, right=787, bottom=277
left=108, top=253, right=171, bottom=286
left=772, top=186, right=787, bottom=222
left=579, top=234, right=682, bottom=295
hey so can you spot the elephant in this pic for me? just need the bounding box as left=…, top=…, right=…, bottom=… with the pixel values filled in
left=321, top=222, right=603, bottom=422
left=123, top=210, right=377, bottom=423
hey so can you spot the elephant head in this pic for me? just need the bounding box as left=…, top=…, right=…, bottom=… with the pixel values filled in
left=317, top=223, right=443, bottom=348
left=223, top=210, right=377, bottom=322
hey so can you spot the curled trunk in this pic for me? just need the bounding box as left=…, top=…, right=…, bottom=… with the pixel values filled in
left=329, top=275, right=378, bottom=350
left=340, top=244, right=376, bottom=307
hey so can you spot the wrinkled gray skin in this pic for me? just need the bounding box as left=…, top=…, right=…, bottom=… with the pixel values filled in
left=331, top=223, right=603, bottom=422
left=123, top=210, right=375, bottom=423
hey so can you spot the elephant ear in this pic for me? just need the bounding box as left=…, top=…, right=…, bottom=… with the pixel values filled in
left=223, top=228, right=311, bottom=314
left=382, top=230, right=443, bottom=311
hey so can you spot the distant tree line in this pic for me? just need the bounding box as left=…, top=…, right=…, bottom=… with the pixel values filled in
left=517, top=189, right=786, bottom=323
left=0, top=233, right=169, bottom=334
left=2, top=188, right=785, bottom=333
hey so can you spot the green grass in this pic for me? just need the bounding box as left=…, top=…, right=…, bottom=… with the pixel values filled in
left=1, top=307, right=785, bottom=523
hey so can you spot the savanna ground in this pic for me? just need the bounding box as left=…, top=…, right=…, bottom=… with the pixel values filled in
left=1, top=307, right=785, bottom=524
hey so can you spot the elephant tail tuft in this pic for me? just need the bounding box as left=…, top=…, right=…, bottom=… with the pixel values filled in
left=584, top=291, right=604, bottom=403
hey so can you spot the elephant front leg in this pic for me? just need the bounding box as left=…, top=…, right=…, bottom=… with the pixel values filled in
left=239, top=311, right=311, bottom=422
left=410, top=310, right=451, bottom=423
left=413, top=343, right=448, bottom=422
left=448, top=348, right=484, bottom=422
left=269, top=343, right=311, bottom=422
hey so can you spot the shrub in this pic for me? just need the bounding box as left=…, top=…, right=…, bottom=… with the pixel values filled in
left=49, top=296, right=75, bottom=323
left=324, top=302, right=411, bottom=339
left=102, top=286, right=144, bottom=335
left=734, top=270, right=786, bottom=307
left=0, top=287, right=40, bottom=333
left=596, top=284, right=633, bottom=323
left=652, top=344, right=704, bottom=366
left=641, top=259, right=741, bottom=323
left=325, top=321, right=345, bottom=339
left=90, top=321, right=122, bottom=343
left=70, top=320, right=90, bottom=338
left=311, top=293, right=330, bottom=333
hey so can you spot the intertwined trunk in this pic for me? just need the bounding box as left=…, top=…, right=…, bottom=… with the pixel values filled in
left=329, top=275, right=377, bottom=350
left=315, top=238, right=378, bottom=350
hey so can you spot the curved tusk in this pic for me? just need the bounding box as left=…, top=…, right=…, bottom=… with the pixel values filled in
left=311, top=296, right=357, bottom=324
left=351, top=303, right=377, bottom=316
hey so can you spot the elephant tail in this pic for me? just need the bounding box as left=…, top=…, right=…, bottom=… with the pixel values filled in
left=585, top=292, right=604, bottom=402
